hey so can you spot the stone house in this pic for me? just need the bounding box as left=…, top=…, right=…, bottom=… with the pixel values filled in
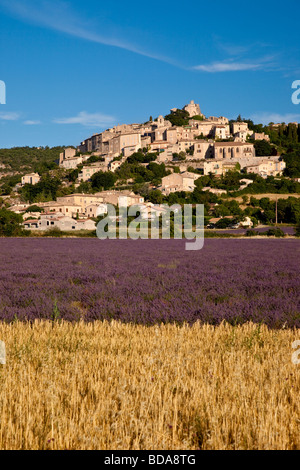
left=231, top=122, right=249, bottom=135
left=85, top=204, right=108, bottom=218
left=56, top=194, right=105, bottom=211
left=43, top=202, right=82, bottom=217
left=59, top=148, right=76, bottom=166
left=252, top=133, right=270, bottom=141
left=94, top=191, right=144, bottom=207
left=245, top=160, right=286, bottom=177
left=21, top=173, right=41, bottom=186
left=23, top=214, right=96, bottom=231
left=79, top=162, right=109, bottom=182
left=213, top=125, right=230, bottom=140
left=60, top=155, right=90, bottom=170
left=160, top=172, right=199, bottom=195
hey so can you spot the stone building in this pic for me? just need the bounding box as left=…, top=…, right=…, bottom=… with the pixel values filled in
left=231, top=122, right=250, bottom=135
left=214, top=142, right=255, bottom=159
left=245, top=159, right=286, bottom=177
left=78, top=162, right=109, bottom=182
left=183, top=100, right=203, bottom=117
left=87, top=191, right=144, bottom=207
left=159, top=172, right=199, bottom=195
left=21, top=173, right=40, bottom=186
left=59, top=148, right=77, bottom=166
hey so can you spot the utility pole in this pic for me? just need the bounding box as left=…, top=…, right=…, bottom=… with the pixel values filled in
left=276, top=197, right=278, bottom=226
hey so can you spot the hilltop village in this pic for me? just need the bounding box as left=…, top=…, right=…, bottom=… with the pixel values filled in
left=1, top=101, right=300, bottom=235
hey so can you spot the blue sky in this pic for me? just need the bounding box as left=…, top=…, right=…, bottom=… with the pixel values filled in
left=0, top=0, right=300, bottom=148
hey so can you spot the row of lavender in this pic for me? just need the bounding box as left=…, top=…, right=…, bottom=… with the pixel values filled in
left=0, top=239, right=299, bottom=328
left=217, top=226, right=296, bottom=235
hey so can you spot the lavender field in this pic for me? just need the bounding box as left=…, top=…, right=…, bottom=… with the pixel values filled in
left=0, top=239, right=299, bottom=328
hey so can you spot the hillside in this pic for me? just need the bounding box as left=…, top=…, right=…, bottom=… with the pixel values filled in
left=0, top=146, right=68, bottom=193
left=0, top=146, right=68, bottom=171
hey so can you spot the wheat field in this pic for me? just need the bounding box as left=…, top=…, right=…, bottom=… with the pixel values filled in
left=0, top=320, right=299, bottom=450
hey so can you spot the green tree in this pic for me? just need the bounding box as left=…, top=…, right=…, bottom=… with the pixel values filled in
left=173, top=152, right=186, bottom=162
left=221, top=171, right=241, bottom=191
left=191, top=115, right=204, bottom=121
left=254, top=140, right=277, bottom=156
left=164, top=109, right=190, bottom=127
left=86, top=155, right=105, bottom=164
left=21, top=174, right=61, bottom=203
left=91, top=171, right=117, bottom=190
left=282, top=150, right=300, bottom=177
left=214, top=205, right=231, bottom=218
left=0, top=209, right=24, bottom=237
left=148, top=162, right=169, bottom=179
left=26, top=205, right=43, bottom=213
left=215, top=218, right=233, bottom=229
left=149, top=190, right=164, bottom=205
left=77, top=181, right=92, bottom=193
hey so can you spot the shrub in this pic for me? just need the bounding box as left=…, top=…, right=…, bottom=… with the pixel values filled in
left=215, top=218, right=233, bottom=229
left=0, top=209, right=24, bottom=237
left=265, top=228, right=285, bottom=238
left=26, top=205, right=43, bottom=213
left=246, top=230, right=257, bottom=237
left=43, top=227, right=63, bottom=238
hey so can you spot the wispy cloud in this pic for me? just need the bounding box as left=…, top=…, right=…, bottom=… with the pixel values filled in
left=251, top=112, right=300, bottom=125
left=0, top=111, right=21, bottom=121
left=193, top=62, right=261, bottom=73
left=0, top=0, right=285, bottom=74
left=215, top=40, right=252, bottom=57
left=53, top=111, right=115, bottom=127
left=192, top=35, right=279, bottom=73
left=193, top=55, right=277, bottom=73
left=23, top=120, right=41, bottom=125
left=0, top=0, right=178, bottom=66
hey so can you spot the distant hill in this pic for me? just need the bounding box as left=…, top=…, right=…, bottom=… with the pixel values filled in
left=0, top=146, right=72, bottom=195
left=0, top=146, right=68, bottom=174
